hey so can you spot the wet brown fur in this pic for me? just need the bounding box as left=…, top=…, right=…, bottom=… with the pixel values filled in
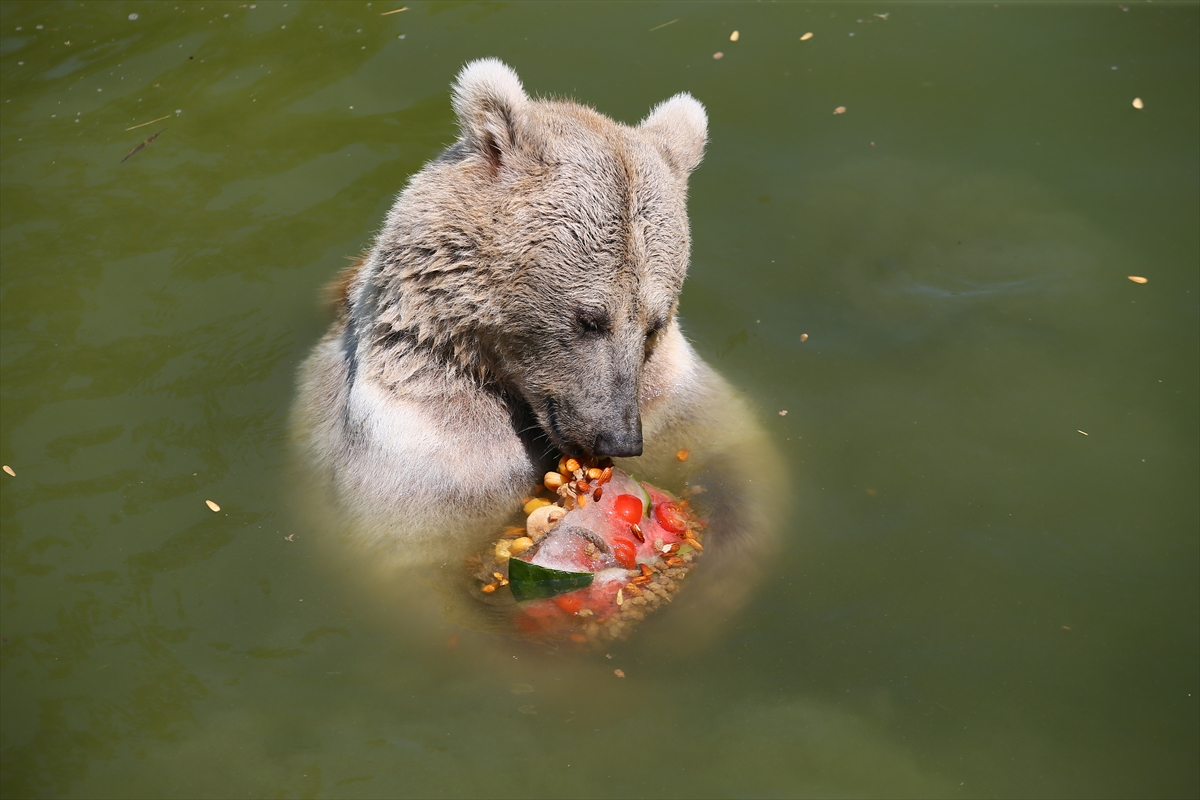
left=294, top=60, right=784, bottom=576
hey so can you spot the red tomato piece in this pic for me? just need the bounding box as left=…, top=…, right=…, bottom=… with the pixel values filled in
left=611, top=537, right=638, bottom=569
left=654, top=501, right=688, bottom=534
left=612, top=494, right=644, bottom=523
left=553, top=594, right=584, bottom=614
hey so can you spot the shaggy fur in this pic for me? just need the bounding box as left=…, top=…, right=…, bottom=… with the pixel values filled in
left=296, top=60, right=781, bottom=565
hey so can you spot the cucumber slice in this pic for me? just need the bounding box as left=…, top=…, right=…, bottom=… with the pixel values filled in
left=507, top=558, right=594, bottom=602
left=628, top=474, right=653, bottom=517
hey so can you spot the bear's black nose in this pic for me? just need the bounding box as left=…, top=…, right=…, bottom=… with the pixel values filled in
left=594, top=430, right=643, bottom=458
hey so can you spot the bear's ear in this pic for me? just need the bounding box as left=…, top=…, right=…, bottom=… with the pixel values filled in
left=451, top=58, right=529, bottom=176
left=639, top=93, right=708, bottom=177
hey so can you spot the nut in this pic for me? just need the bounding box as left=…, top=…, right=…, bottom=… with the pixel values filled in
left=526, top=504, right=566, bottom=540
left=523, top=497, right=551, bottom=515
left=544, top=471, right=565, bottom=491
left=509, top=536, right=534, bottom=556
left=565, top=458, right=581, bottom=473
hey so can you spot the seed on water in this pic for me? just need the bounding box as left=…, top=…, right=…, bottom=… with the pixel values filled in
left=613, top=669, right=626, bottom=678
left=676, top=449, right=689, bottom=462
left=730, top=30, right=739, bottom=41
left=800, top=32, right=814, bottom=41
left=800, top=333, right=809, bottom=342
left=1128, top=275, right=1148, bottom=284
left=205, top=500, right=220, bottom=512
left=779, top=410, right=788, bottom=416
left=2, top=465, right=14, bottom=477
left=1132, top=97, right=1144, bottom=109
left=713, top=52, right=724, bottom=60
left=481, top=583, right=497, bottom=593
left=834, top=106, right=846, bottom=115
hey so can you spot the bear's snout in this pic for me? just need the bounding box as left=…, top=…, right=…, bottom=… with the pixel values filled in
left=594, top=416, right=643, bottom=458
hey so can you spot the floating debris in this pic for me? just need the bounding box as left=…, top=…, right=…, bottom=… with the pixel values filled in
left=2, top=465, right=14, bottom=477
left=778, top=410, right=788, bottom=416
left=517, top=705, right=537, bottom=715
left=380, top=6, right=408, bottom=14
left=800, top=32, right=814, bottom=41
left=125, top=114, right=171, bottom=132
left=730, top=30, right=739, bottom=42
left=676, top=449, right=690, bottom=462
left=613, top=669, right=626, bottom=678
left=1128, top=275, right=1148, bottom=284
left=874, top=13, right=889, bottom=20
left=121, top=129, right=164, bottom=163
left=713, top=51, right=724, bottom=60
left=649, top=19, right=679, bottom=32
left=205, top=499, right=221, bottom=512
left=510, top=683, right=534, bottom=694
left=1132, top=97, right=1144, bottom=109
left=834, top=106, right=847, bottom=115
left=800, top=333, right=809, bottom=342
left=1077, top=430, right=1089, bottom=436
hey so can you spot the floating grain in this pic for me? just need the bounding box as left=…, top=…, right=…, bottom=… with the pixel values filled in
left=1132, top=97, right=1144, bottom=109
left=2, top=465, right=14, bottom=477
left=1128, top=275, right=1148, bottom=284
left=205, top=499, right=220, bottom=512
left=730, top=30, right=739, bottom=41
left=800, top=333, right=809, bottom=342
left=834, top=106, right=846, bottom=115
left=800, top=32, right=814, bottom=41
left=713, top=51, right=724, bottom=60
left=613, top=669, right=626, bottom=678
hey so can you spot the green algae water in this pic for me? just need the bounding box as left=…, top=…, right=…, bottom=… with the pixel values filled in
left=2, top=2, right=1197, bottom=797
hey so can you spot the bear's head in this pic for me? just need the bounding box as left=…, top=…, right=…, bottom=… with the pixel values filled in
left=371, top=59, right=707, bottom=459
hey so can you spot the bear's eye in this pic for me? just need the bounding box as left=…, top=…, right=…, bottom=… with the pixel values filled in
left=574, top=308, right=611, bottom=336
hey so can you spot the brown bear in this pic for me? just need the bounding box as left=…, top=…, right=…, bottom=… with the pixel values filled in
left=295, top=59, right=782, bottom=580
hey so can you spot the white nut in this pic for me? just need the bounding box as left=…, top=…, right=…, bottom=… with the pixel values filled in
left=526, top=504, right=566, bottom=541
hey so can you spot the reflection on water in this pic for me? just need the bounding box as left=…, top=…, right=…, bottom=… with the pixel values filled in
left=2, top=2, right=1197, bottom=798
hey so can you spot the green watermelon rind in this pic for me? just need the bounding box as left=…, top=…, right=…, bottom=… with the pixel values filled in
left=507, top=557, right=595, bottom=602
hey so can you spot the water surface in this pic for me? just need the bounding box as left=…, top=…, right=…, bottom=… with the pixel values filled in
left=2, top=2, right=1197, bottom=798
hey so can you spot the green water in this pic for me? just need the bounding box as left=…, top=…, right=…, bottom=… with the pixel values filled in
left=2, top=2, right=1197, bottom=797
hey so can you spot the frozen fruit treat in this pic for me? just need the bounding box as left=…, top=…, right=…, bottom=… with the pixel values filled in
left=472, top=456, right=705, bottom=647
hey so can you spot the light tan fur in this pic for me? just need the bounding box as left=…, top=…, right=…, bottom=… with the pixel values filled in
left=295, top=60, right=784, bottom=588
